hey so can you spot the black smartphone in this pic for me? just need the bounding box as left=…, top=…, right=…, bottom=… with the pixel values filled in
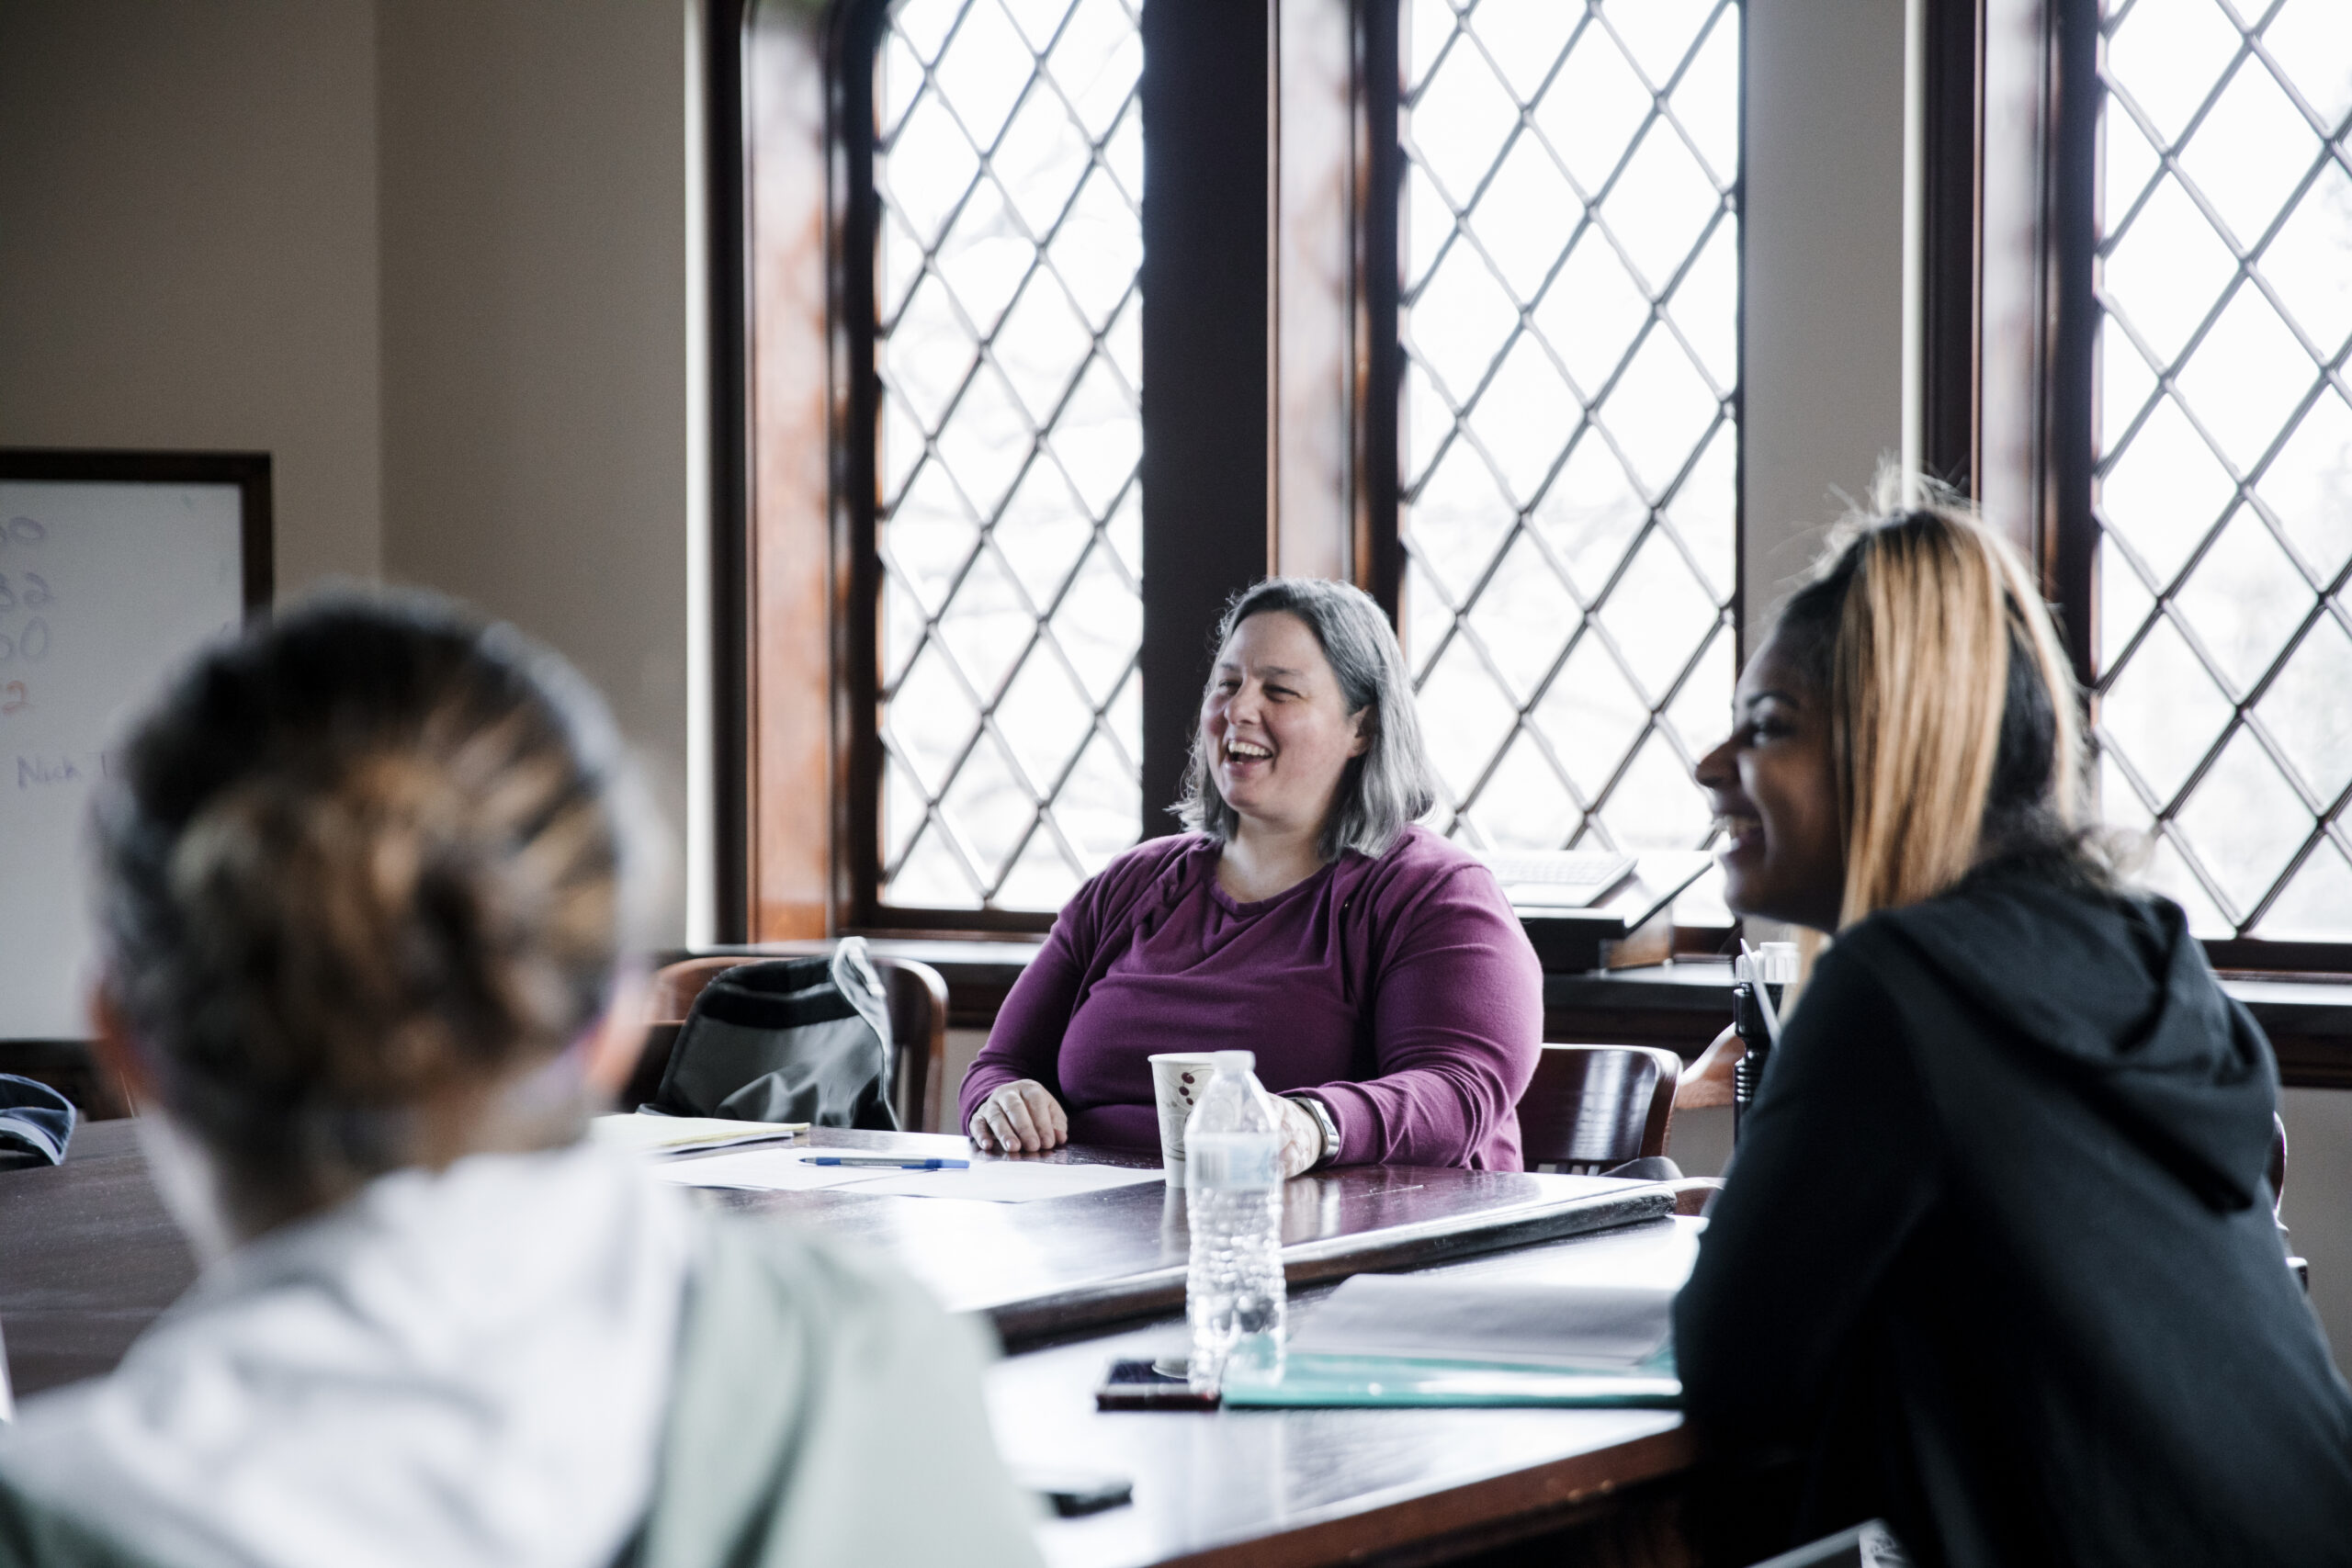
left=1093, top=1356, right=1220, bottom=1411
left=1010, top=1464, right=1135, bottom=1517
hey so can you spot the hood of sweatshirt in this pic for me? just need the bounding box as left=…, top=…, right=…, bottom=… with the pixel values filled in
left=1871, top=866, right=2277, bottom=1213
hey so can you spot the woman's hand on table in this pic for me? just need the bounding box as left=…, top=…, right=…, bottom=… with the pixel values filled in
left=968, top=1079, right=1069, bottom=1154
left=1274, top=1094, right=1327, bottom=1179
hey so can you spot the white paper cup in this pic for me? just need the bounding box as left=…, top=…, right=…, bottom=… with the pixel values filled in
left=1147, top=1052, right=1220, bottom=1172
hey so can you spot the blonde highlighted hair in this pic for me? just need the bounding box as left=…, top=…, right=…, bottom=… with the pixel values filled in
left=1775, top=481, right=2088, bottom=930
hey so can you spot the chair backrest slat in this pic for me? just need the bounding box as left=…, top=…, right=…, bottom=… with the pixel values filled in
left=645, top=957, right=741, bottom=1024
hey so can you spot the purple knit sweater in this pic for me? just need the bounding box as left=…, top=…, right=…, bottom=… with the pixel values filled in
left=958, top=827, right=1544, bottom=1169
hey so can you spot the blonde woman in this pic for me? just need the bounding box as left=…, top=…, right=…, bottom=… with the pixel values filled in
left=1674, top=502, right=2352, bottom=1566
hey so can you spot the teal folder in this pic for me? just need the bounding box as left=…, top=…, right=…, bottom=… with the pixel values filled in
left=1220, top=1348, right=1680, bottom=1409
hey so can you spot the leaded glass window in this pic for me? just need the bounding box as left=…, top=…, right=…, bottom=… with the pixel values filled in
left=872, top=0, right=1144, bottom=912
left=2093, top=0, right=2352, bottom=939
left=1397, top=0, right=1741, bottom=879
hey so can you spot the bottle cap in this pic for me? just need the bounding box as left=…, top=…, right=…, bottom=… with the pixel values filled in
left=1214, top=1050, right=1256, bottom=1073
left=1757, top=942, right=1801, bottom=986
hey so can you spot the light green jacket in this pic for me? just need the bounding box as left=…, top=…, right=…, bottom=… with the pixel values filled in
left=0, top=1213, right=1044, bottom=1568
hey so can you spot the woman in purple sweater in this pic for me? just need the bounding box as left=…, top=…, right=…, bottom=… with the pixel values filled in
left=959, top=578, right=1543, bottom=1176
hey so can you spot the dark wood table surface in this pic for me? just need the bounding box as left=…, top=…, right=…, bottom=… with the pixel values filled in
left=996, top=1216, right=1703, bottom=1568
left=0, top=1121, right=1668, bottom=1389
left=0, top=1121, right=1701, bottom=1567
left=676, top=1129, right=1668, bottom=1347
left=0, top=1119, right=194, bottom=1395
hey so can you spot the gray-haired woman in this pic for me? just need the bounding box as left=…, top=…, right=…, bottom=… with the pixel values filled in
left=958, top=577, right=1544, bottom=1177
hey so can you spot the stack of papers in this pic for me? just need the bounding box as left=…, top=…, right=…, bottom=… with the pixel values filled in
left=648, top=1148, right=910, bottom=1190
left=588, top=1113, right=808, bottom=1156
left=1297, top=1275, right=1675, bottom=1367
left=1222, top=1274, right=1680, bottom=1408
left=647, top=1145, right=1167, bottom=1204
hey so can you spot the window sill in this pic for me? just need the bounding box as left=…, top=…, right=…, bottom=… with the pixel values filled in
left=673, top=944, right=2352, bottom=1089
left=1541, top=961, right=2352, bottom=1090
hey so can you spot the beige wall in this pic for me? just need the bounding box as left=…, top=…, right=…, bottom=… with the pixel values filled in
left=0, top=0, right=384, bottom=589
left=2282, top=1089, right=2352, bottom=1373
left=378, top=0, right=692, bottom=939
left=0, top=0, right=694, bottom=942
left=1741, top=0, right=1910, bottom=637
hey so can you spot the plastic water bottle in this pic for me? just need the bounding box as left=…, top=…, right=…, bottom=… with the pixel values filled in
left=1183, top=1050, right=1286, bottom=1393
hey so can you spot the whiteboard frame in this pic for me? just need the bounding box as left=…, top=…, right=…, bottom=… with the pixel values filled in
left=1, top=450, right=273, bottom=613
left=0, top=450, right=273, bottom=1077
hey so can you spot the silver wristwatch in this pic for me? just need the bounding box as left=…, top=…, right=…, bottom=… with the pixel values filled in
left=1283, top=1092, right=1340, bottom=1170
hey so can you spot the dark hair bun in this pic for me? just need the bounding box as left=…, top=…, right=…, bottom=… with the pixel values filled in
left=95, top=592, right=639, bottom=1200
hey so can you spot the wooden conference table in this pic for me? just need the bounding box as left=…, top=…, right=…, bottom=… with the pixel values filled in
left=0, top=1121, right=1703, bottom=1566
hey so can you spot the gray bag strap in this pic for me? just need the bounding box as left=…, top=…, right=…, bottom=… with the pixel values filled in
left=830, top=937, right=894, bottom=1108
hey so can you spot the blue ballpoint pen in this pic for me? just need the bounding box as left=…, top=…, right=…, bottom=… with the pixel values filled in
left=807, top=1156, right=970, bottom=1169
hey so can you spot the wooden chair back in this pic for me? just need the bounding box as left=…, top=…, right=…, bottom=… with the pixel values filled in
left=880, top=959, right=951, bottom=1135
left=628, top=953, right=950, bottom=1133
left=644, top=956, right=742, bottom=1024
left=1515, top=1044, right=1682, bottom=1175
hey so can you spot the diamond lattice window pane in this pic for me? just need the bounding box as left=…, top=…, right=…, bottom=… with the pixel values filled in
left=1400, top=0, right=1740, bottom=861
left=2170, top=506, right=2310, bottom=694
left=2267, top=0, right=2352, bottom=128
left=2094, top=0, right=2352, bottom=938
left=2260, top=389, right=2352, bottom=581
left=1536, top=635, right=1650, bottom=800
left=1466, top=733, right=1585, bottom=854
left=875, top=0, right=1142, bottom=911
left=2257, top=162, right=2352, bottom=368
left=2260, top=842, right=2352, bottom=940
left=2257, top=614, right=2352, bottom=804
left=2177, top=55, right=2315, bottom=251
left=1463, top=529, right=1581, bottom=703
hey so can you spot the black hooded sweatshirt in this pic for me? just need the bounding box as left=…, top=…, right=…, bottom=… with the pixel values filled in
left=1674, top=865, right=2352, bottom=1567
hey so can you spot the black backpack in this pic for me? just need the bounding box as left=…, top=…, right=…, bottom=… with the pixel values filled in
left=648, top=940, right=898, bottom=1129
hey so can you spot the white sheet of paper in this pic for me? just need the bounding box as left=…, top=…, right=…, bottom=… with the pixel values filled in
left=648, top=1148, right=896, bottom=1191
left=589, top=1114, right=808, bottom=1156
left=848, top=1159, right=1167, bottom=1202
left=1290, top=1275, right=1677, bottom=1368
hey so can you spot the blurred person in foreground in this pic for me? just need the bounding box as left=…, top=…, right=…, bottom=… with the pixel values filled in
left=959, top=576, right=1543, bottom=1177
left=1674, top=489, right=2352, bottom=1566
left=0, top=594, right=1041, bottom=1568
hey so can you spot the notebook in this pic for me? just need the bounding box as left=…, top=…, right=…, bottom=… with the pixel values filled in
left=588, top=1113, right=808, bottom=1156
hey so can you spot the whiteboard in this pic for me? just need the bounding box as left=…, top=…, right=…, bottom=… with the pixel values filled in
left=0, top=479, right=248, bottom=1039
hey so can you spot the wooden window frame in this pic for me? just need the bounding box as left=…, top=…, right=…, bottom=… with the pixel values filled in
left=1929, top=0, right=2352, bottom=976
left=1375, top=1, right=1747, bottom=884
left=718, top=0, right=1745, bottom=951
left=720, top=0, right=1281, bottom=942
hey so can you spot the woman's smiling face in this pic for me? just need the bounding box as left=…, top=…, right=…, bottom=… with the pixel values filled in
left=1202, top=611, right=1368, bottom=840
left=1694, top=630, right=1847, bottom=931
